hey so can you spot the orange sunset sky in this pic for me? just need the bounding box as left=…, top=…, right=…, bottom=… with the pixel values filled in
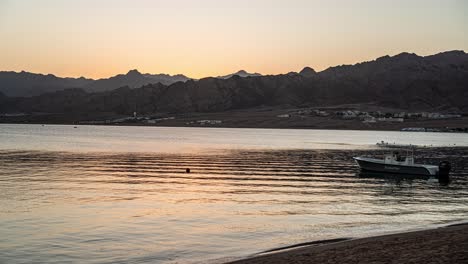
left=0, top=0, right=467, bottom=79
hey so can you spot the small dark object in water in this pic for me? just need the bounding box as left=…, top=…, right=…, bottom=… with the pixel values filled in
left=438, top=161, right=451, bottom=183
left=74, top=126, right=77, bottom=128
left=186, top=168, right=190, bottom=173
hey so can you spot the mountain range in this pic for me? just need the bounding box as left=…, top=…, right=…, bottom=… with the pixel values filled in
left=0, top=69, right=265, bottom=97
left=1, top=51, right=467, bottom=117
left=0, top=70, right=192, bottom=97
left=83, top=70, right=191, bottom=93
left=217, top=70, right=262, bottom=79
left=0, top=71, right=94, bottom=97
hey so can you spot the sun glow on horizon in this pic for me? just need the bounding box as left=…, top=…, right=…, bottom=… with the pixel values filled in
left=0, top=0, right=467, bottom=79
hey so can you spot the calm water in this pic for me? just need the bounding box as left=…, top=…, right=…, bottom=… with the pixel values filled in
left=1, top=124, right=468, bottom=264
left=1, top=124, right=468, bottom=152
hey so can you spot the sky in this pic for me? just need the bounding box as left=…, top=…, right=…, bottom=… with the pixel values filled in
left=0, top=0, right=467, bottom=79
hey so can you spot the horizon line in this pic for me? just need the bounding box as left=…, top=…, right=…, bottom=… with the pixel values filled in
left=1, top=49, right=465, bottom=80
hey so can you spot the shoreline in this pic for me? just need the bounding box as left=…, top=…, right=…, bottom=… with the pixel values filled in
left=1, top=122, right=468, bottom=134
left=1, top=104, right=468, bottom=133
left=224, top=223, right=468, bottom=264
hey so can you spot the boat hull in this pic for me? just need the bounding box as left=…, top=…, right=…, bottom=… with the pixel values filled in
left=354, top=158, right=434, bottom=176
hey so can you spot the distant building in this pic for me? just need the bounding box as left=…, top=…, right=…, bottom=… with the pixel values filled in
left=296, top=109, right=312, bottom=115
left=401, top=127, right=426, bottom=132
left=313, top=110, right=329, bottom=116
left=362, top=116, right=376, bottom=123
left=378, top=117, right=404, bottom=122
left=393, top=112, right=406, bottom=118
left=147, top=116, right=175, bottom=124
left=197, top=120, right=222, bottom=125
left=342, top=112, right=357, bottom=119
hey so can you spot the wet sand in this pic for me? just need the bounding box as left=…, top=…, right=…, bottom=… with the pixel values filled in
left=227, top=223, right=468, bottom=264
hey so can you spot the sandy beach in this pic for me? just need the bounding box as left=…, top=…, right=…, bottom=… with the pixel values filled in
left=227, top=224, right=468, bottom=264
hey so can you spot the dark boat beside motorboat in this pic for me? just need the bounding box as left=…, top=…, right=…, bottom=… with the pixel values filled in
left=354, top=152, right=451, bottom=178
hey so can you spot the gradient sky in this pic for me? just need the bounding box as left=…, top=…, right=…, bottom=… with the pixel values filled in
left=0, top=0, right=467, bottom=79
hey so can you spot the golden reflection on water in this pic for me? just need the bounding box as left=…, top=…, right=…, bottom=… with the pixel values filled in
left=0, top=148, right=467, bottom=263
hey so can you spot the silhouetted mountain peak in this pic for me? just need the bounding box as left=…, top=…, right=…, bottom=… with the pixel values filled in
left=373, top=53, right=420, bottom=64
left=126, top=69, right=142, bottom=77
left=376, top=55, right=391, bottom=61
left=426, top=50, right=467, bottom=60
left=218, top=70, right=262, bottom=79
left=391, top=52, right=421, bottom=62
left=299, top=67, right=316, bottom=77
left=173, top=74, right=190, bottom=79
left=437, top=50, right=465, bottom=55
left=396, top=52, right=418, bottom=57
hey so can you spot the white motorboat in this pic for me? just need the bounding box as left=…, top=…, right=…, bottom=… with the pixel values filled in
left=354, top=151, right=451, bottom=177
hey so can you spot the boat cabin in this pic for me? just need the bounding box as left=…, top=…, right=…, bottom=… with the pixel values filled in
left=384, top=151, right=414, bottom=166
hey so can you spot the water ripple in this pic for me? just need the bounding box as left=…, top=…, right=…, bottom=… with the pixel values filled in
left=0, top=148, right=467, bottom=264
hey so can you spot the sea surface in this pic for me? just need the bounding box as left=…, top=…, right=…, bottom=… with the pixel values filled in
left=1, top=124, right=468, bottom=263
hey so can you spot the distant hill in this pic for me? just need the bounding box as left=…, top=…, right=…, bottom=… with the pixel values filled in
left=1, top=51, right=467, bottom=116
left=0, top=71, right=93, bottom=97
left=217, top=70, right=262, bottom=79
left=0, top=69, right=191, bottom=97
left=82, top=69, right=191, bottom=93
left=316, top=50, right=468, bottom=110
left=143, top=73, right=191, bottom=85
left=299, top=67, right=317, bottom=78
